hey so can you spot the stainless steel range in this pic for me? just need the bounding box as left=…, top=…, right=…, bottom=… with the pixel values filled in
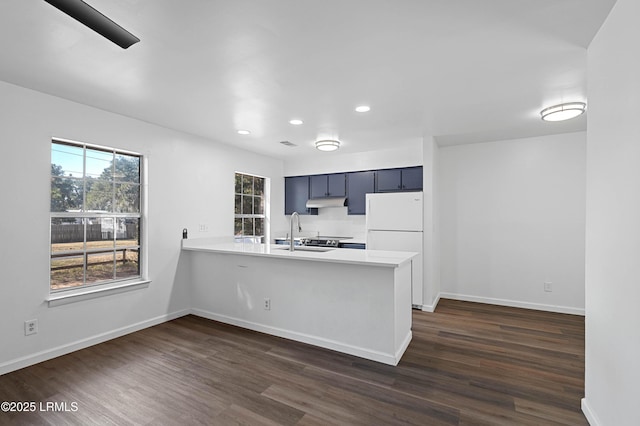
left=301, top=236, right=351, bottom=248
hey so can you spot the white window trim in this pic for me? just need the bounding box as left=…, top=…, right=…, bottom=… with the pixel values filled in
left=47, top=279, right=150, bottom=307
left=49, top=138, right=149, bottom=300
left=234, top=172, right=270, bottom=243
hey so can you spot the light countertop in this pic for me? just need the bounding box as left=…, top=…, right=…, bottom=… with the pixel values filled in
left=182, top=238, right=415, bottom=267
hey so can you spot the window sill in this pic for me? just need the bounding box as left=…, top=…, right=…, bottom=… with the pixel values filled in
left=47, top=280, right=151, bottom=307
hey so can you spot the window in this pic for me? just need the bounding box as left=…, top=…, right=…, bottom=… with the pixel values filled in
left=50, top=139, right=142, bottom=291
left=234, top=173, right=265, bottom=243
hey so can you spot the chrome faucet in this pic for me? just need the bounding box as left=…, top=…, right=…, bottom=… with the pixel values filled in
left=289, top=211, right=301, bottom=251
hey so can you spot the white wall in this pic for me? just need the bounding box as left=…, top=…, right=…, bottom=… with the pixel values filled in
left=422, top=135, right=440, bottom=311
left=438, top=132, right=586, bottom=314
left=584, top=0, right=640, bottom=424
left=283, top=145, right=422, bottom=177
left=0, top=80, right=285, bottom=373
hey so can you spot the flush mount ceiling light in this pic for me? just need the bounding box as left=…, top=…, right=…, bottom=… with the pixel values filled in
left=44, top=0, right=140, bottom=49
left=289, top=119, right=303, bottom=125
left=540, top=102, right=586, bottom=122
left=355, top=105, right=371, bottom=113
left=237, top=130, right=251, bottom=135
left=315, top=139, right=340, bottom=152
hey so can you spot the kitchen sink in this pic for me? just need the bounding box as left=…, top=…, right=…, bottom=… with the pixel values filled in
left=275, top=246, right=335, bottom=252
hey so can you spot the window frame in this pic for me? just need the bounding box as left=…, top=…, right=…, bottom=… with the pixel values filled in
left=49, top=138, right=144, bottom=293
left=234, top=172, right=267, bottom=243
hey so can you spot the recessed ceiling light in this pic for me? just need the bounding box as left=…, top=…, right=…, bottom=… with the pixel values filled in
left=237, top=130, right=251, bottom=135
left=540, top=102, right=586, bottom=122
left=355, top=105, right=371, bottom=113
left=315, top=139, right=340, bottom=152
left=289, top=119, right=303, bottom=125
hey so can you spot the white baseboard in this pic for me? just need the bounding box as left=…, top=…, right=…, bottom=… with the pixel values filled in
left=438, top=292, right=585, bottom=316
left=191, top=308, right=407, bottom=366
left=421, top=293, right=441, bottom=312
left=395, top=330, right=412, bottom=363
left=0, top=309, right=191, bottom=376
left=582, top=398, right=601, bottom=426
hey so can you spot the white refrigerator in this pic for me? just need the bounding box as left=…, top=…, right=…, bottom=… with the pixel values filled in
left=366, top=192, right=423, bottom=308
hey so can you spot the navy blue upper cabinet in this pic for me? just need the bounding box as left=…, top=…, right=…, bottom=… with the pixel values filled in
left=285, top=176, right=318, bottom=215
left=376, top=166, right=423, bottom=192
left=328, top=173, right=347, bottom=197
left=376, top=169, right=403, bottom=192
left=309, top=173, right=346, bottom=198
left=286, top=167, right=420, bottom=216
left=346, top=171, right=375, bottom=215
left=400, top=166, right=423, bottom=190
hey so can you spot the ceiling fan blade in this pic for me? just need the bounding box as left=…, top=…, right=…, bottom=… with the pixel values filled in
left=44, top=0, right=140, bottom=49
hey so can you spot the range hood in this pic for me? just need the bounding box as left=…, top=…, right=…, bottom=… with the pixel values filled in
left=305, top=197, right=347, bottom=208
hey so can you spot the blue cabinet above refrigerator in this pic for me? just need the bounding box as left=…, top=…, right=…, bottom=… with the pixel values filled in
left=284, top=166, right=422, bottom=215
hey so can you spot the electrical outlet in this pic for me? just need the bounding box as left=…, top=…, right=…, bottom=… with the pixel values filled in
left=198, top=224, right=209, bottom=232
left=264, top=298, right=271, bottom=310
left=544, top=282, right=553, bottom=292
left=25, top=319, right=38, bottom=336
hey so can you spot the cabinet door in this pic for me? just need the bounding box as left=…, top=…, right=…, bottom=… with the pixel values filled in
left=285, top=176, right=317, bottom=215
left=309, top=175, right=328, bottom=198
left=376, top=168, right=402, bottom=192
left=327, top=173, right=346, bottom=197
left=309, top=173, right=346, bottom=197
left=401, top=166, right=423, bottom=190
left=346, top=171, right=375, bottom=215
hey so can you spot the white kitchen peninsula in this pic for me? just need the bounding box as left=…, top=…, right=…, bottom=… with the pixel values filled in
left=181, top=238, right=417, bottom=365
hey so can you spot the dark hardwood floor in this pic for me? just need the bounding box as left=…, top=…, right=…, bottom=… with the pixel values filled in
left=0, top=299, right=586, bottom=425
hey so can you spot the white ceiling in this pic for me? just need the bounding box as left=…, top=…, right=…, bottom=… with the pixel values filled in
left=0, top=0, right=616, bottom=158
